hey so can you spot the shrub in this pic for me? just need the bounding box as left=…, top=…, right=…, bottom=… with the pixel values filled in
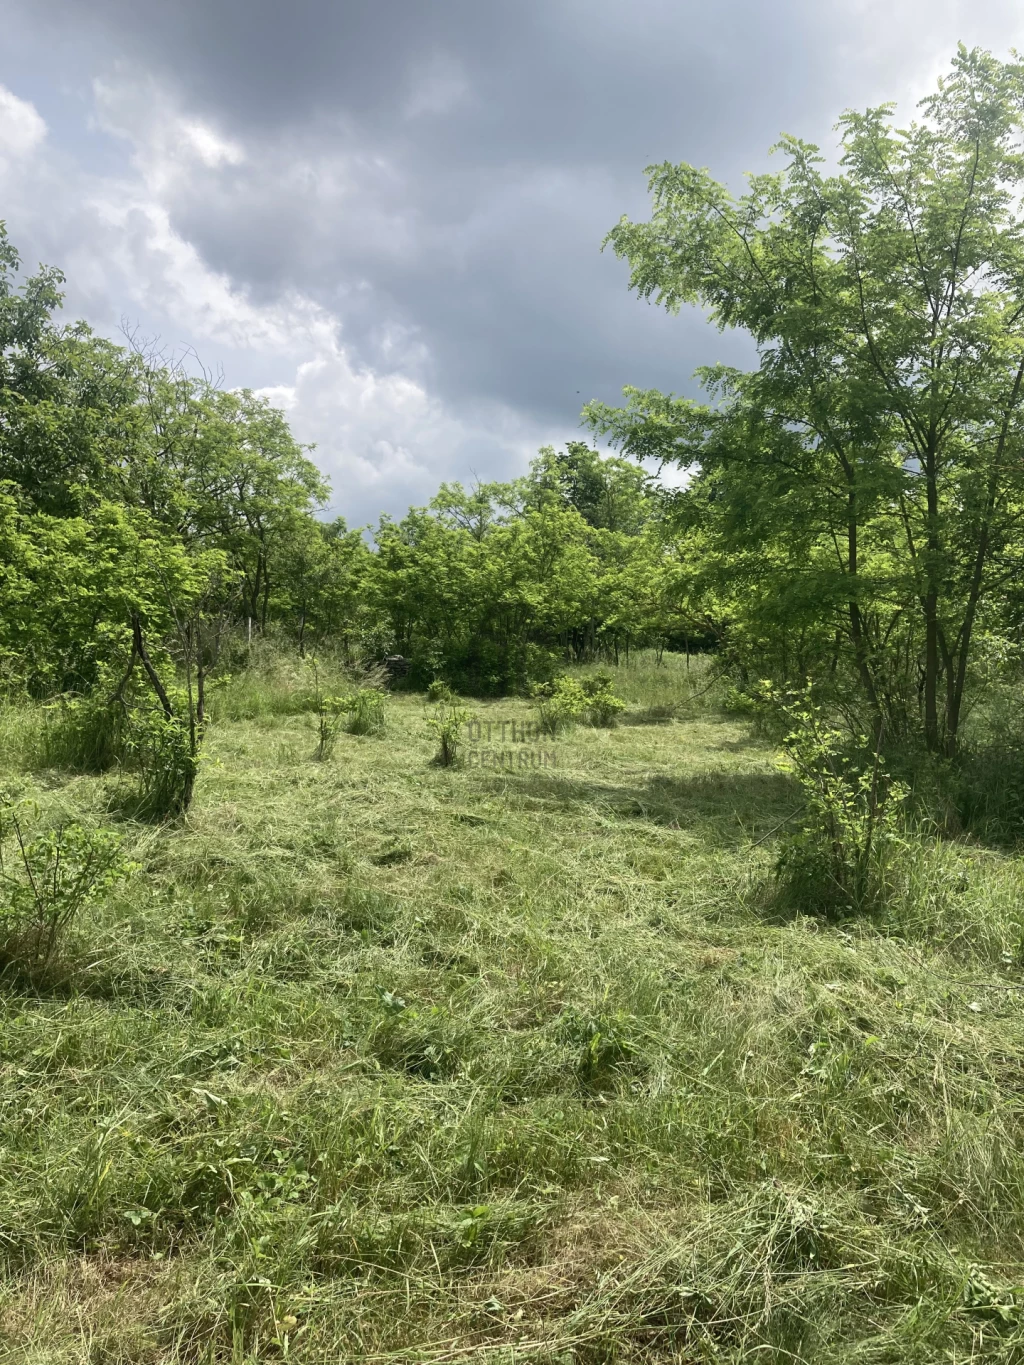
left=307, top=658, right=347, bottom=760
left=768, top=687, right=909, bottom=917
left=121, top=701, right=201, bottom=819
left=721, top=684, right=759, bottom=716
left=309, top=659, right=388, bottom=756
left=581, top=672, right=627, bottom=726
left=427, top=697, right=471, bottom=767
left=0, top=795, right=131, bottom=971
left=531, top=678, right=586, bottom=735
left=532, top=673, right=626, bottom=734
left=427, top=679, right=454, bottom=703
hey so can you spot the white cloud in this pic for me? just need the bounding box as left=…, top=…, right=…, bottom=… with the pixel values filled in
left=0, top=85, right=45, bottom=163
left=254, top=342, right=542, bottom=512
left=180, top=121, right=246, bottom=168
left=0, top=72, right=546, bottom=524
left=7, top=5, right=1024, bottom=528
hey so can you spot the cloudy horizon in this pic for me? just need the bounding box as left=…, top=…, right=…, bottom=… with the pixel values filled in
left=1, top=0, right=1022, bottom=526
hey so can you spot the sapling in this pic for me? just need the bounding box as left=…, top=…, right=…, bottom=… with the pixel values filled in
left=427, top=696, right=471, bottom=767
left=0, top=794, right=131, bottom=969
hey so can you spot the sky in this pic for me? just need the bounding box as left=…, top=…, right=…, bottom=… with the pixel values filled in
left=0, top=1, right=1022, bottom=526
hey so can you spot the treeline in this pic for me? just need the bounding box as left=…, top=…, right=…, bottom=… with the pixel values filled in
left=0, top=222, right=703, bottom=742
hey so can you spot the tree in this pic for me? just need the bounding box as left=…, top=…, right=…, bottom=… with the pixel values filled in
left=588, top=46, right=1024, bottom=754
left=527, top=442, right=655, bottom=534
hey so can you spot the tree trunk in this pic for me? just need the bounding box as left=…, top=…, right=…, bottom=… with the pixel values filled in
left=922, top=446, right=942, bottom=753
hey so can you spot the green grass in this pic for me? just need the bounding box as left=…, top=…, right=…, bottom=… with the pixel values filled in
left=3, top=655, right=1024, bottom=1361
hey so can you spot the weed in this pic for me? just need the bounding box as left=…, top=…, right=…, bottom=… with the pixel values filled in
left=427, top=695, right=471, bottom=766
left=340, top=687, right=388, bottom=737
left=120, top=701, right=201, bottom=818
left=427, top=679, right=454, bottom=703
left=532, top=672, right=625, bottom=734
left=308, top=657, right=348, bottom=760
left=768, top=687, right=909, bottom=917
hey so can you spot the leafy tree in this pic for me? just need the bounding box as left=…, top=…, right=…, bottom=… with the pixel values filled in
left=527, top=442, right=655, bottom=534
left=588, top=46, right=1024, bottom=753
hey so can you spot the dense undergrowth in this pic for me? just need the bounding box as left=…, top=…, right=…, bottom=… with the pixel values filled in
left=2, top=654, right=1024, bottom=1362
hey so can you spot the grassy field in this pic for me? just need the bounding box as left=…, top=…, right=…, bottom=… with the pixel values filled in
left=3, top=655, right=1024, bottom=1362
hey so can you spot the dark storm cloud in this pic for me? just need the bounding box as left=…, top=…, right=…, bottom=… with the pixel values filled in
left=2, top=0, right=1015, bottom=525
left=29, top=0, right=830, bottom=159
left=10, top=0, right=861, bottom=422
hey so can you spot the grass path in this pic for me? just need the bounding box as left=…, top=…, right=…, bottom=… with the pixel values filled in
left=3, top=665, right=1024, bottom=1361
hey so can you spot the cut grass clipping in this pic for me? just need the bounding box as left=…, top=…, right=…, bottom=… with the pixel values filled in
left=3, top=653, right=1024, bottom=1361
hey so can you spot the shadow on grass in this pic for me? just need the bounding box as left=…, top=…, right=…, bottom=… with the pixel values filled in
left=619, top=705, right=678, bottom=727
left=485, top=768, right=800, bottom=846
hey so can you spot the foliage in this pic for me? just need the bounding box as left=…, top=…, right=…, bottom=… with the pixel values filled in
left=587, top=46, right=1024, bottom=756
left=367, top=447, right=693, bottom=692
left=120, top=700, right=201, bottom=821
left=580, top=672, right=628, bottom=726
left=308, top=659, right=348, bottom=761
left=426, top=679, right=454, bottom=703
left=426, top=696, right=471, bottom=767
left=340, top=687, right=388, bottom=737
left=0, top=794, right=130, bottom=970
left=767, top=687, right=910, bottom=917
left=532, top=672, right=626, bottom=733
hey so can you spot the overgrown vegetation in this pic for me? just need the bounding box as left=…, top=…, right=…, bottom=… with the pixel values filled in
left=765, top=687, right=910, bottom=918
left=0, top=794, right=130, bottom=976
left=533, top=672, right=627, bottom=733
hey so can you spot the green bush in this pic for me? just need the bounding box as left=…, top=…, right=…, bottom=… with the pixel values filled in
left=581, top=672, right=627, bottom=726
left=532, top=673, right=626, bottom=734
left=426, top=679, right=454, bottom=703
left=427, top=697, right=471, bottom=767
left=0, top=795, right=131, bottom=971
left=340, top=688, right=388, bottom=737
left=770, top=690, right=909, bottom=917
left=121, top=701, right=201, bottom=819
left=721, top=684, right=759, bottom=716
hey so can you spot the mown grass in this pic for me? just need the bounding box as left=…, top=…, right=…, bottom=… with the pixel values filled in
left=3, top=655, right=1024, bottom=1361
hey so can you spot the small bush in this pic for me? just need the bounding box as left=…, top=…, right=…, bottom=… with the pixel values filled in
left=309, top=660, right=388, bottom=755
left=427, top=679, right=454, bottom=703
left=121, top=702, right=201, bottom=819
left=721, top=684, right=759, bottom=716
left=769, top=688, right=909, bottom=917
left=581, top=672, right=627, bottom=726
left=531, top=678, right=586, bottom=734
left=0, top=795, right=131, bottom=971
left=427, top=697, right=471, bottom=767
left=307, top=658, right=347, bottom=759
left=532, top=673, right=626, bottom=734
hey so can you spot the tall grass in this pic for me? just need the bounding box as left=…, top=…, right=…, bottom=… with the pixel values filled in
left=570, top=649, right=721, bottom=718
